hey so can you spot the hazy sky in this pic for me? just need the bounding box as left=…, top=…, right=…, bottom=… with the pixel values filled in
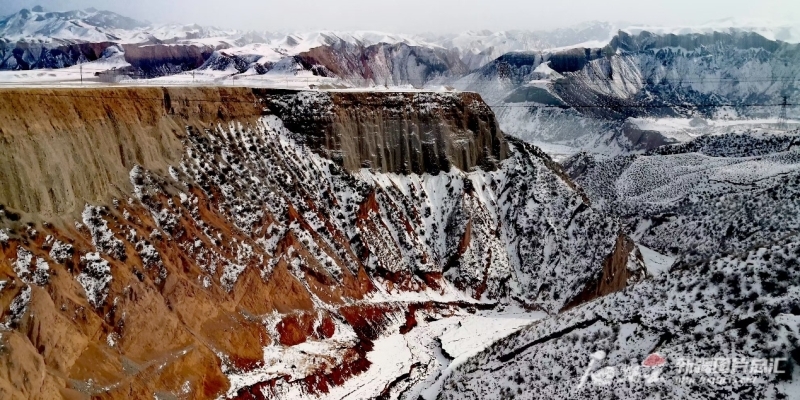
left=2, top=0, right=799, bottom=33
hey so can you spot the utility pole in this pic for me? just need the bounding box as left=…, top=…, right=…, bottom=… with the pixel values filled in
left=778, top=96, right=789, bottom=130
left=80, top=64, right=83, bottom=85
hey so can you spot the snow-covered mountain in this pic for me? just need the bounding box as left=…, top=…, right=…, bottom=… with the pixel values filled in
left=5, top=7, right=800, bottom=76
left=0, top=6, right=148, bottom=43
left=451, top=29, right=800, bottom=156
left=419, top=22, right=618, bottom=70
left=624, top=17, right=800, bottom=43
left=0, top=6, right=241, bottom=44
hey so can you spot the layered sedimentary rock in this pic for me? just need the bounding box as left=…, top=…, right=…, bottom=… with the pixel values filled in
left=0, top=41, right=217, bottom=76
left=295, top=42, right=469, bottom=85
left=260, top=90, right=508, bottom=173
left=120, top=44, right=217, bottom=77
left=0, top=87, right=637, bottom=399
left=0, top=41, right=114, bottom=70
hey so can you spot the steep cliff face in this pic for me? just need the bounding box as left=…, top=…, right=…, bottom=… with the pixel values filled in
left=197, top=41, right=470, bottom=88
left=0, top=41, right=217, bottom=76
left=0, top=41, right=114, bottom=70
left=0, top=87, right=260, bottom=217
left=260, top=90, right=508, bottom=173
left=121, top=44, right=217, bottom=78
left=0, top=87, right=635, bottom=399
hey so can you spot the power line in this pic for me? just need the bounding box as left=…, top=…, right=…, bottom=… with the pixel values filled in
left=229, top=73, right=800, bottom=83
left=3, top=74, right=798, bottom=90
left=2, top=90, right=797, bottom=110
left=487, top=103, right=799, bottom=108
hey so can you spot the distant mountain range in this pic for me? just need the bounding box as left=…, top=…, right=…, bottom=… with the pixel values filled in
left=2, top=6, right=799, bottom=69
left=2, top=6, right=799, bottom=157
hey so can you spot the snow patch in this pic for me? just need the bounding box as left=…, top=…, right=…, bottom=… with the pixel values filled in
left=2, top=286, right=31, bottom=328
left=77, top=252, right=112, bottom=308
left=12, top=247, right=49, bottom=286
left=82, top=205, right=125, bottom=260
left=636, top=244, right=676, bottom=276
left=49, top=240, right=74, bottom=264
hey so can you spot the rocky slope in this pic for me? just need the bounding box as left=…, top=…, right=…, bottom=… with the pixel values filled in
left=439, top=236, right=800, bottom=399
left=433, top=132, right=800, bottom=400
left=562, top=130, right=800, bottom=266
left=431, top=128, right=800, bottom=400
left=0, top=87, right=637, bottom=399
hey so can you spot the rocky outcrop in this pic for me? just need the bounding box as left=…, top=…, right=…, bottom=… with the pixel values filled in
left=260, top=90, right=509, bottom=173
left=0, top=40, right=115, bottom=70
left=562, top=233, right=646, bottom=310
left=296, top=42, right=469, bottom=86
left=0, top=87, right=633, bottom=399
left=121, top=44, right=217, bottom=78
left=0, top=41, right=216, bottom=76
left=0, top=88, right=507, bottom=217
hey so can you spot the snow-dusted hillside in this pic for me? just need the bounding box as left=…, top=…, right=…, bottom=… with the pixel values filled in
left=623, top=17, right=800, bottom=44
left=439, top=236, right=800, bottom=399
left=0, top=6, right=241, bottom=44
left=562, top=130, right=800, bottom=265
left=431, top=128, right=800, bottom=400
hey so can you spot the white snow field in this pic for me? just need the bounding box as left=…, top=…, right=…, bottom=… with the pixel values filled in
left=224, top=307, right=544, bottom=400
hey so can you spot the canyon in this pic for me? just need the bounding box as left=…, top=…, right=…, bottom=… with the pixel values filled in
left=0, top=87, right=640, bottom=399
left=2, top=7, right=798, bottom=398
